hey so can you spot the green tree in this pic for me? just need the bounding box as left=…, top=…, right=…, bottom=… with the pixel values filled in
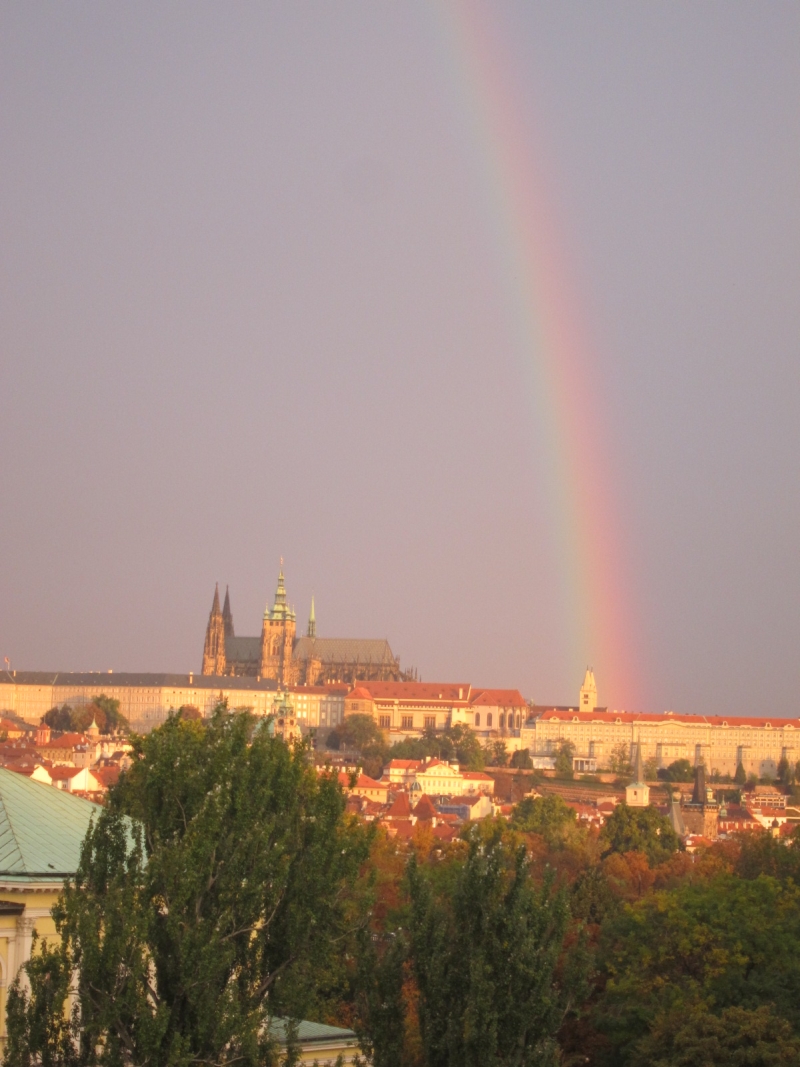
left=777, top=756, right=795, bottom=787
left=484, top=740, right=508, bottom=767
left=599, top=803, right=681, bottom=866
left=509, top=749, right=533, bottom=770
left=42, top=704, right=73, bottom=731
left=6, top=707, right=370, bottom=1067
left=339, top=712, right=385, bottom=750
left=511, top=794, right=578, bottom=849
left=643, top=757, right=659, bottom=781
left=406, top=832, right=575, bottom=1065
left=554, top=740, right=575, bottom=779
left=597, top=873, right=800, bottom=1062
left=658, top=759, right=694, bottom=783
left=734, top=762, right=747, bottom=785
left=608, top=743, right=632, bottom=778
left=630, top=1005, right=800, bottom=1067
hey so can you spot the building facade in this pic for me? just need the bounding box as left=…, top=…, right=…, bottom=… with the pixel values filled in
left=0, top=671, right=347, bottom=732
left=524, top=700, right=799, bottom=780
left=202, top=568, right=408, bottom=686
left=345, top=681, right=528, bottom=746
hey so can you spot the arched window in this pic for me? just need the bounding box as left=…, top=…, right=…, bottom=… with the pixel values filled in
left=499, top=712, right=505, bottom=728
left=475, top=712, right=481, bottom=727
left=487, top=713, right=493, bottom=728
left=516, top=714, right=521, bottom=729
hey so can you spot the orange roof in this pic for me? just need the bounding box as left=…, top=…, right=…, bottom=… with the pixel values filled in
left=385, top=793, right=412, bottom=818
left=385, top=759, right=423, bottom=770
left=46, top=732, right=90, bottom=748
left=348, top=682, right=471, bottom=702
left=469, top=689, right=527, bottom=707
left=93, top=766, right=120, bottom=788
left=49, top=765, right=83, bottom=781
left=412, top=795, right=437, bottom=821
left=348, top=687, right=374, bottom=700
left=537, top=708, right=800, bottom=729
left=460, top=771, right=492, bottom=781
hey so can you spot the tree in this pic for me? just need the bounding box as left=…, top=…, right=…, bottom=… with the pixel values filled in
left=596, top=873, right=800, bottom=1061
left=484, top=740, right=508, bottom=767
left=42, top=704, right=73, bottom=731
left=406, top=832, right=574, bottom=1065
left=42, top=696, right=128, bottom=736
left=511, top=794, right=578, bottom=849
left=777, top=756, right=795, bottom=787
left=609, top=743, right=632, bottom=778
left=657, top=759, right=694, bottom=783
left=600, top=803, right=681, bottom=866
left=734, top=762, right=747, bottom=785
left=339, top=712, right=385, bottom=750
left=509, top=749, right=533, bottom=770
left=554, top=740, right=575, bottom=779
left=384, top=724, right=485, bottom=772
left=6, top=707, right=371, bottom=1067
left=630, top=1005, right=800, bottom=1067
left=643, top=757, right=659, bottom=781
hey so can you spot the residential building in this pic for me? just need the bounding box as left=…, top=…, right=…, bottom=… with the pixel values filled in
left=381, top=757, right=494, bottom=796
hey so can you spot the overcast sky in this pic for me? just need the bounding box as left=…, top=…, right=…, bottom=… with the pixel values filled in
left=1, top=3, right=798, bottom=715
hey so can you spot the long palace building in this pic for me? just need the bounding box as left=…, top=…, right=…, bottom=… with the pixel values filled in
left=521, top=671, right=798, bottom=779
left=0, top=671, right=350, bottom=733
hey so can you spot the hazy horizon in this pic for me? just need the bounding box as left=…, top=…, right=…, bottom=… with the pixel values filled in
left=1, top=3, right=799, bottom=714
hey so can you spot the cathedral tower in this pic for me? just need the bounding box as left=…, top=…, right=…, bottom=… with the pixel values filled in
left=260, top=564, right=298, bottom=685
left=307, top=596, right=316, bottom=638
left=202, top=584, right=227, bottom=675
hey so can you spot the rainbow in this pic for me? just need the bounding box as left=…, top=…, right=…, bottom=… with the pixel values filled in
left=431, top=2, right=640, bottom=707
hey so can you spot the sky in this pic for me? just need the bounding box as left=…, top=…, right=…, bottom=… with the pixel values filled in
left=1, top=3, right=799, bottom=715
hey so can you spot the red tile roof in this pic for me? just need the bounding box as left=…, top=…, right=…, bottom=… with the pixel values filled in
left=385, top=793, right=412, bottom=818
left=348, top=682, right=471, bottom=702
left=537, top=708, right=800, bottom=729
left=412, top=795, right=437, bottom=821
left=469, top=689, right=527, bottom=707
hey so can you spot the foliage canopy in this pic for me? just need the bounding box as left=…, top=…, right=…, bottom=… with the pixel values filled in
left=7, top=706, right=370, bottom=1067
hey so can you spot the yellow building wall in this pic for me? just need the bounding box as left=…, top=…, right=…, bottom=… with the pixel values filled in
left=0, top=884, right=62, bottom=1046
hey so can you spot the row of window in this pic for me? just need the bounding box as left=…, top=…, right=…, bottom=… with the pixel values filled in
left=474, top=712, right=522, bottom=729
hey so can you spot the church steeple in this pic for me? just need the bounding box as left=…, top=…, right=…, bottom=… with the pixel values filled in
left=222, top=585, right=234, bottom=638
left=202, top=583, right=227, bottom=676
left=307, top=596, right=316, bottom=638
left=579, top=668, right=597, bottom=712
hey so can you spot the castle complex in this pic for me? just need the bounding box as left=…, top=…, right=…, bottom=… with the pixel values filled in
left=201, top=567, right=409, bottom=686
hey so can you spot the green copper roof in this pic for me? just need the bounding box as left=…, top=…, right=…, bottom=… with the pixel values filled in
left=269, top=1018, right=357, bottom=1045
left=0, top=767, right=99, bottom=880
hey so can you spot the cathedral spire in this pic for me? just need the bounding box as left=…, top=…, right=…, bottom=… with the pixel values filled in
left=307, top=596, right=316, bottom=638
left=211, top=582, right=221, bottom=615
left=222, top=585, right=234, bottom=638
